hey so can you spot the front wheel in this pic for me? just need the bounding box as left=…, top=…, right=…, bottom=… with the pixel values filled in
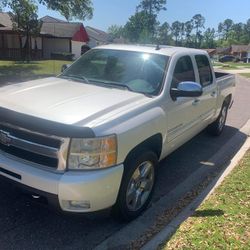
left=207, top=102, right=229, bottom=136
left=112, top=150, right=158, bottom=221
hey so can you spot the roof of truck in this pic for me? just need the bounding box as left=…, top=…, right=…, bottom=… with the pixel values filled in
left=96, top=44, right=207, bottom=57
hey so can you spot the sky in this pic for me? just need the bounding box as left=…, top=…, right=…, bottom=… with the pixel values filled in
left=5, top=0, right=250, bottom=31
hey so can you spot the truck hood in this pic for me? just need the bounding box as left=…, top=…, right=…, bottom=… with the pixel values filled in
left=0, top=77, right=148, bottom=126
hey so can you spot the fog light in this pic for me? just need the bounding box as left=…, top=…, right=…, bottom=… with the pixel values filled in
left=62, top=200, right=91, bottom=211
left=70, top=200, right=90, bottom=209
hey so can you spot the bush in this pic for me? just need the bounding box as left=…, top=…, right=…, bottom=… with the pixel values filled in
left=51, top=52, right=75, bottom=61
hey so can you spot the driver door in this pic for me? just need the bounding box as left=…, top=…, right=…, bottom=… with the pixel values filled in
left=166, top=55, right=202, bottom=145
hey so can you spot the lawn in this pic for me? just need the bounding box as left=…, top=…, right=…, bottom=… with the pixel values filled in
left=162, top=151, right=250, bottom=250
left=240, top=73, right=250, bottom=78
left=227, top=62, right=250, bottom=68
left=212, top=62, right=224, bottom=67
left=213, top=61, right=250, bottom=70
left=0, top=60, right=72, bottom=84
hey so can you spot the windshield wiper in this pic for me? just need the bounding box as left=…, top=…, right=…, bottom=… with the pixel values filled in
left=60, top=74, right=90, bottom=84
left=60, top=76, right=153, bottom=97
left=92, top=80, right=153, bottom=97
left=90, top=79, right=133, bottom=91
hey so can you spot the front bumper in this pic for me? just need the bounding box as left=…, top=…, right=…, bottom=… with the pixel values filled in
left=0, top=152, right=124, bottom=212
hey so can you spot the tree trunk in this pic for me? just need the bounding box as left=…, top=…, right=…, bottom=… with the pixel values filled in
left=149, top=0, right=153, bottom=15
left=18, top=34, right=23, bottom=60
left=24, top=33, right=30, bottom=62
left=26, top=31, right=31, bottom=62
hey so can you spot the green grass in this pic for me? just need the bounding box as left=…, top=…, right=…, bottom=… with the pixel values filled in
left=212, top=62, right=224, bottom=67
left=212, top=61, right=250, bottom=70
left=162, top=151, right=250, bottom=250
left=212, top=62, right=238, bottom=69
left=240, top=73, right=250, bottom=78
left=227, top=62, right=250, bottom=68
left=0, top=60, right=72, bottom=84
left=222, top=65, right=238, bottom=69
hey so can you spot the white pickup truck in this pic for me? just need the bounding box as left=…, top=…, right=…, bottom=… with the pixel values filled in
left=0, top=45, right=235, bottom=220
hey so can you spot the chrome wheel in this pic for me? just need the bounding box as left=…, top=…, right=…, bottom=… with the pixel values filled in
left=126, top=161, right=154, bottom=212
left=219, top=106, right=227, bottom=131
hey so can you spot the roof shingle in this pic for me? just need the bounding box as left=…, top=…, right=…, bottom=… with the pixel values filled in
left=40, top=15, right=67, bottom=23
left=41, top=22, right=82, bottom=38
left=85, top=26, right=111, bottom=43
left=0, top=12, right=13, bottom=30
left=231, top=44, right=250, bottom=53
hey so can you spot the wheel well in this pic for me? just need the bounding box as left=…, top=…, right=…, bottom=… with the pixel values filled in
left=124, top=134, right=163, bottom=164
left=224, top=94, right=232, bottom=106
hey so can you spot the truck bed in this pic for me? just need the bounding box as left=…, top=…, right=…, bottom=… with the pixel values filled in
left=215, top=71, right=235, bottom=89
left=215, top=71, right=232, bottom=79
left=214, top=71, right=236, bottom=110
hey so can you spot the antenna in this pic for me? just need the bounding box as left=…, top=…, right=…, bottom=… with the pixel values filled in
left=53, top=23, right=55, bottom=74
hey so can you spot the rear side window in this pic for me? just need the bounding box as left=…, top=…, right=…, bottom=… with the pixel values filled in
left=171, top=56, right=195, bottom=88
left=195, top=55, right=213, bottom=87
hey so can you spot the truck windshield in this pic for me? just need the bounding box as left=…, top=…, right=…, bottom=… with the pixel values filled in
left=60, top=49, right=169, bottom=96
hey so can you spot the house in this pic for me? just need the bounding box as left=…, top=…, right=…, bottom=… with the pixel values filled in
left=230, top=44, right=250, bottom=59
left=203, top=49, right=216, bottom=58
left=113, top=36, right=127, bottom=44
left=216, top=47, right=231, bottom=56
left=215, top=44, right=250, bottom=61
left=85, top=26, right=112, bottom=48
left=247, top=44, right=250, bottom=63
left=0, top=13, right=89, bottom=60
left=40, top=16, right=89, bottom=59
left=0, top=12, right=41, bottom=60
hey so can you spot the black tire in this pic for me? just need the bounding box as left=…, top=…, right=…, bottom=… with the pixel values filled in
left=207, top=102, right=229, bottom=136
left=112, top=150, right=158, bottom=221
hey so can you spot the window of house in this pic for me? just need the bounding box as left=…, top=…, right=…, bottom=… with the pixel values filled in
left=195, top=55, right=213, bottom=87
left=171, top=56, right=195, bottom=88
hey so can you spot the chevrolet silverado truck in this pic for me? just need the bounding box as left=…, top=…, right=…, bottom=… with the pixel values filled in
left=0, top=45, right=235, bottom=220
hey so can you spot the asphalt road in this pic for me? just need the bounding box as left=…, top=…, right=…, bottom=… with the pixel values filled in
left=0, top=75, right=250, bottom=250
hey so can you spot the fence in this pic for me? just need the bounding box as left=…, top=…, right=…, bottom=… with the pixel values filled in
left=0, top=48, right=42, bottom=60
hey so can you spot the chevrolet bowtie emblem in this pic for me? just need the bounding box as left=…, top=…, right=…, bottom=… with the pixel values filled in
left=0, top=130, right=12, bottom=146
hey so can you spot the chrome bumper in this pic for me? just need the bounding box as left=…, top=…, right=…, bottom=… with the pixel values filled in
left=0, top=152, right=124, bottom=212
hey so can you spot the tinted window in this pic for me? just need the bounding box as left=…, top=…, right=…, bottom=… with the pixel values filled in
left=171, top=56, right=195, bottom=88
left=61, top=49, right=169, bottom=95
left=195, top=55, right=213, bottom=87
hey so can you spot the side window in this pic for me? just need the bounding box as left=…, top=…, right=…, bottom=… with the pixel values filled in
left=171, top=56, right=195, bottom=88
left=195, top=55, right=213, bottom=87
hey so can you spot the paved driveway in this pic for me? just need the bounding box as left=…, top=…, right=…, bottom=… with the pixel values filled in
left=0, top=75, right=249, bottom=250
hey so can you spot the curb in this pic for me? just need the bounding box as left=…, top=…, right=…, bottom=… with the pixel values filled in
left=142, top=119, right=250, bottom=250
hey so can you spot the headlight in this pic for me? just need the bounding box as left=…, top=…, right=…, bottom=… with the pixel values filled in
left=68, top=135, right=117, bottom=170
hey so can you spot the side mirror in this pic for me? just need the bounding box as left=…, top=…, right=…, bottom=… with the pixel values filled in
left=171, top=81, right=203, bottom=101
left=61, top=64, right=70, bottom=72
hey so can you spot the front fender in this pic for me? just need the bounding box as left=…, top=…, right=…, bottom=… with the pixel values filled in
left=93, top=107, right=167, bottom=164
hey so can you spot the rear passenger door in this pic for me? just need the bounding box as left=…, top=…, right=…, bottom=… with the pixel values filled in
left=194, top=55, right=217, bottom=125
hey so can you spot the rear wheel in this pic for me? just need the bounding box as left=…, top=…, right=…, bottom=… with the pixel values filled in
left=112, top=150, right=158, bottom=221
left=207, top=102, right=229, bottom=136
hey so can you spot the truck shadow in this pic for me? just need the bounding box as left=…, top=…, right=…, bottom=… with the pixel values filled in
left=157, top=126, right=248, bottom=246
left=0, top=124, right=247, bottom=249
left=154, top=125, right=246, bottom=202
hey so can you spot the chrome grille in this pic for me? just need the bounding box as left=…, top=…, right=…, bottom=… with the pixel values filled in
left=0, top=123, right=69, bottom=170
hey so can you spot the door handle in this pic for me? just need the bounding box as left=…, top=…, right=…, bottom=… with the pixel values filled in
left=211, top=91, right=217, bottom=97
left=192, top=99, right=200, bottom=106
